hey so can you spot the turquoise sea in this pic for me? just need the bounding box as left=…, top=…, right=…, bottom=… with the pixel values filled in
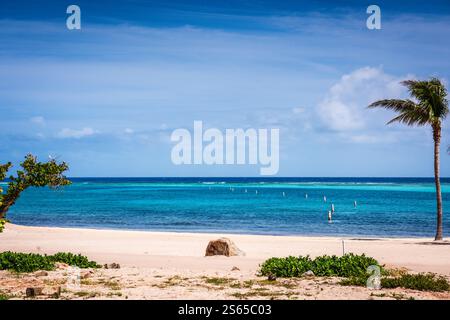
left=4, top=177, right=450, bottom=237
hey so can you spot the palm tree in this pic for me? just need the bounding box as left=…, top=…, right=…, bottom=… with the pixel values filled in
left=368, top=78, right=448, bottom=241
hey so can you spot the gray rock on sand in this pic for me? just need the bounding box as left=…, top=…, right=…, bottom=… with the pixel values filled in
left=303, top=270, right=315, bottom=277
left=205, top=238, right=245, bottom=257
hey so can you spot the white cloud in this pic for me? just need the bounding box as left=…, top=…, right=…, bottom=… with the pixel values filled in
left=57, top=127, right=98, bottom=139
left=317, top=67, right=410, bottom=132
left=30, top=116, right=45, bottom=125
left=124, top=128, right=134, bottom=134
left=292, top=107, right=305, bottom=114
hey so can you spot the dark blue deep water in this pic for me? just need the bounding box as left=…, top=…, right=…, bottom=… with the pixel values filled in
left=5, top=177, right=450, bottom=237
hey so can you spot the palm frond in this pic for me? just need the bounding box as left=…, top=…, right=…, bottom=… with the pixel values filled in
left=368, top=98, right=430, bottom=126
left=386, top=110, right=429, bottom=126
left=368, top=99, right=418, bottom=112
left=402, top=78, right=449, bottom=120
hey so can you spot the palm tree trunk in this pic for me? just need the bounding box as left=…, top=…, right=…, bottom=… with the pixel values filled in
left=433, top=124, right=443, bottom=241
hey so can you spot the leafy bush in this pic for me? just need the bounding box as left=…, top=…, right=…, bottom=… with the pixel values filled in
left=340, top=273, right=450, bottom=292
left=381, top=273, right=450, bottom=292
left=339, top=276, right=367, bottom=287
left=0, top=252, right=55, bottom=272
left=0, top=251, right=100, bottom=273
left=0, top=292, right=9, bottom=300
left=261, top=254, right=450, bottom=293
left=49, top=252, right=100, bottom=269
left=0, top=219, right=6, bottom=233
left=260, top=254, right=381, bottom=278
left=260, top=255, right=313, bottom=278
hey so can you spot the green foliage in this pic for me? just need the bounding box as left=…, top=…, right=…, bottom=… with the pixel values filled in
left=368, top=78, right=448, bottom=127
left=381, top=273, right=450, bottom=292
left=0, top=154, right=71, bottom=220
left=0, top=251, right=55, bottom=272
left=0, top=219, right=6, bottom=233
left=0, top=292, right=10, bottom=300
left=340, top=273, right=449, bottom=292
left=50, top=252, right=101, bottom=269
left=0, top=163, right=11, bottom=213
left=339, top=276, right=367, bottom=287
left=0, top=163, right=11, bottom=185
left=0, top=251, right=100, bottom=273
left=259, top=254, right=381, bottom=278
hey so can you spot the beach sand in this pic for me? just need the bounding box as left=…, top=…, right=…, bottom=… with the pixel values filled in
left=1, top=223, right=449, bottom=300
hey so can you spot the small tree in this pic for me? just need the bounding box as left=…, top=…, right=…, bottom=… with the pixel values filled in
left=0, top=154, right=71, bottom=220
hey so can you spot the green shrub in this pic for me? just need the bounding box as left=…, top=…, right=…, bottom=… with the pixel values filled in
left=0, top=219, right=6, bottom=233
left=0, top=251, right=55, bottom=272
left=339, top=276, right=368, bottom=287
left=0, top=292, right=10, bottom=300
left=260, top=255, right=313, bottom=278
left=49, top=252, right=101, bottom=269
left=260, top=254, right=381, bottom=278
left=0, top=251, right=100, bottom=273
left=381, top=273, right=450, bottom=292
left=340, top=273, right=449, bottom=292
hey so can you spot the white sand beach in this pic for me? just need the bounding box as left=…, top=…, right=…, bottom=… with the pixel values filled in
left=1, top=223, right=449, bottom=300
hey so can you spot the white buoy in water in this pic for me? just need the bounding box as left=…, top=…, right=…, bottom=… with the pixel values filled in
left=255, top=190, right=258, bottom=194
left=324, top=196, right=327, bottom=202
left=305, top=193, right=308, bottom=199
left=328, top=210, right=332, bottom=222
left=331, top=204, right=335, bottom=212
left=354, top=200, right=357, bottom=207
left=245, top=189, right=248, bottom=193
left=282, top=192, right=286, bottom=197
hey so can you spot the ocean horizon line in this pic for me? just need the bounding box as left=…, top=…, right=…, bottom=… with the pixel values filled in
left=64, top=176, right=449, bottom=179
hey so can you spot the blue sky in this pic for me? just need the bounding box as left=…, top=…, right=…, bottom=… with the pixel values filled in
left=1, top=0, right=450, bottom=177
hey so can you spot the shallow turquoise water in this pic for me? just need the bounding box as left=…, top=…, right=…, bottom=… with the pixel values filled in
left=5, top=177, right=450, bottom=237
